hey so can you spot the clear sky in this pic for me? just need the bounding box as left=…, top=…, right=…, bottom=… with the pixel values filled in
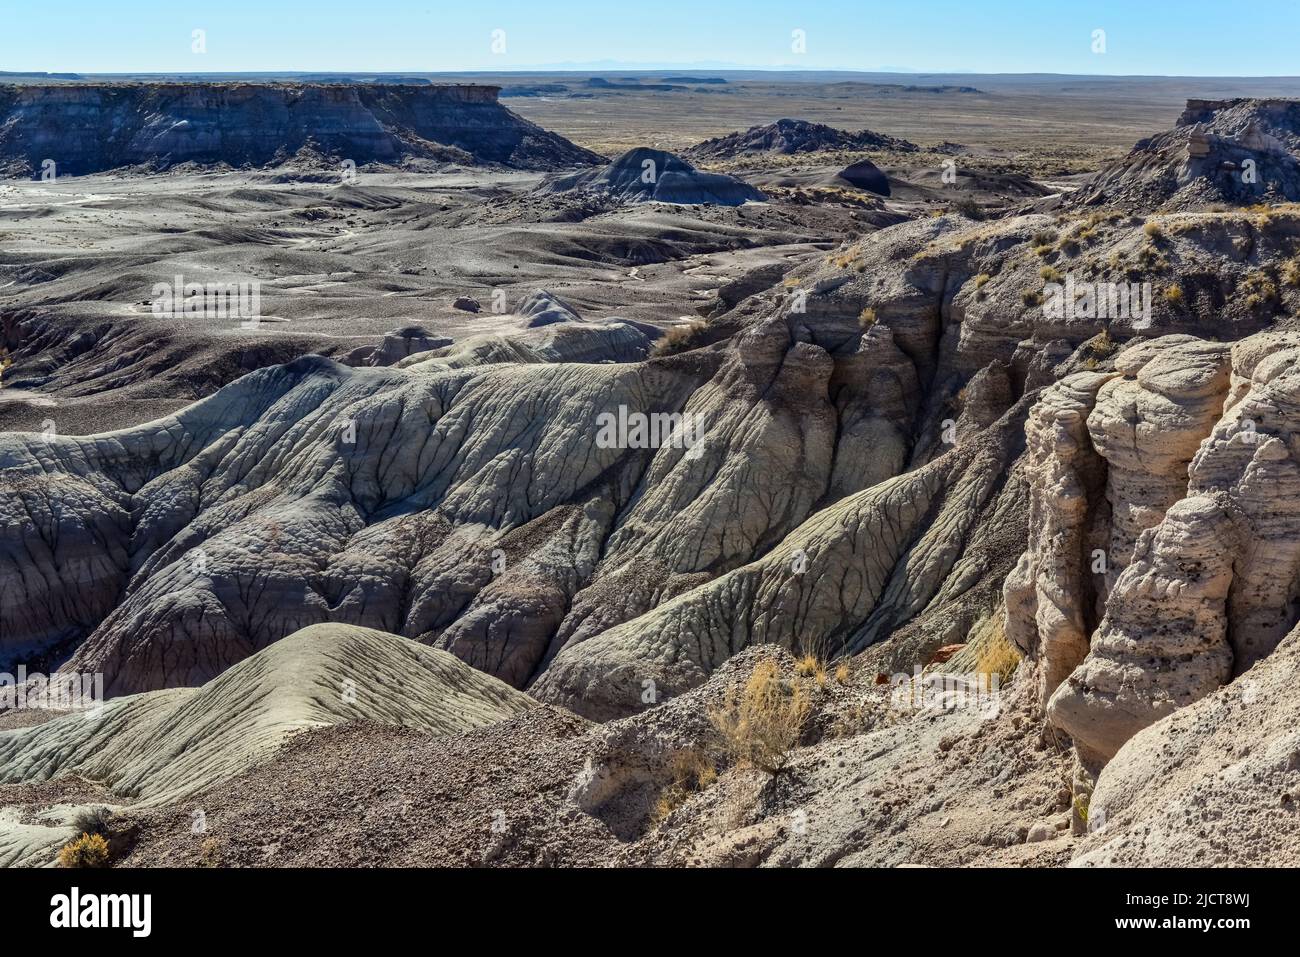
left=2, top=0, right=1298, bottom=76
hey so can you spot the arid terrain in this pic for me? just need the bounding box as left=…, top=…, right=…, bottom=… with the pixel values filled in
left=3, top=73, right=1300, bottom=870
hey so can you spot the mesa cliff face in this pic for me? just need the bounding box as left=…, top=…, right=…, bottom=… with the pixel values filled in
left=0, top=83, right=604, bottom=174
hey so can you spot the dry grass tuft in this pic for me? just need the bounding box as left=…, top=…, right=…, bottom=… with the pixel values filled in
left=650, top=748, right=718, bottom=824
left=709, top=659, right=810, bottom=774
left=975, top=618, right=1021, bottom=684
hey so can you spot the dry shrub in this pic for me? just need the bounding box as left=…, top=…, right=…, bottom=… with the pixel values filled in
left=1282, top=257, right=1300, bottom=287
left=1241, top=270, right=1280, bottom=309
left=709, top=659, right=810, bottom=773
left=58, top=833, right=110, bottom=869
left=975, top=619, right=1021, bottom=684
left=198, top=837, right=223, bottom=867
left=833, top=661, right=851, bottom=685
left=1163, top=283, right=1185, bottom=304
left=70, top=805, right=112, bottom=837
left=650, top=748, right=717, bottom=824
left=653, top=319, right=708, bottom=356
left=858, top=306, right=878, bottom=328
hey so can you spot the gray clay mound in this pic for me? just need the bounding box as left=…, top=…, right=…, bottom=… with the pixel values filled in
left=685, top=118, right=918, bottom=160
left=834, top=158, right=892, bottom=196
left=539, top=148, right=766, bottom=206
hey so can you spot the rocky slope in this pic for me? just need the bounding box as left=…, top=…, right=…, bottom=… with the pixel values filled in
left=1073, top=98, right=1300, bottom=211
left=0, top=83, right=604, bottom=175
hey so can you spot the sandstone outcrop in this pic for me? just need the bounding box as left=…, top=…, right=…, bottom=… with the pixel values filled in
left=1074, top=618, right=1300, bottom=866
left=1005, top=332, right=1300, bottom=771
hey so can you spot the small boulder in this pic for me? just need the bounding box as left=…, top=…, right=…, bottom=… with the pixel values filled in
left=1027, top=822, right=1056, bottom=843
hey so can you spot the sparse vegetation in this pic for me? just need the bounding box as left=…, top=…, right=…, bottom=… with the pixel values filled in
left=1283, top=257, right=1300, bottom=287
left=708, top=658, right=811, bottom=774
left=198, top=837, right=224, bottom=867
left=858, top=306, right=878, bottom=328
left=1143, top=221, right=1163, bottom=240
left=1137, top=245, right=1169, bottom=271
left=58, top=832, right=110, bottom=868
left=795, top=653, right=828, bottom=687
left=950, top=197, right=984, bottom=220
left=975, top=619, right=1021, bottom=684
left=653, top=319, right=709, bottom=356
left=1039, top=265, right=1063, bottom=283
left=1241, top=270, right=1280, bottom=309
left=1022, top=289, right=1043, bottom=306
left=833, top=661, right=851, bottom=685
left=1073, top=793, right=1091, bottom=826
left=1163, top=283, right=1185, bottom=305
left=650, top=747, right=717, bottom=824
left=70, top=805, right=112, bottom=838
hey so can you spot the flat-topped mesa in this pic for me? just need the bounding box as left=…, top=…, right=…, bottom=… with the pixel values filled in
left=0, top=82, right=603, bottom=175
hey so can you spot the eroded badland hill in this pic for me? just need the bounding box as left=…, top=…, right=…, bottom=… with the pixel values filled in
left=2, top=84, right=1300, bottom=868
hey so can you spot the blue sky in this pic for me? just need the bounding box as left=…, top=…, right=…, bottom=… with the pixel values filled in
left=3, top=0, right=1298, bottom=76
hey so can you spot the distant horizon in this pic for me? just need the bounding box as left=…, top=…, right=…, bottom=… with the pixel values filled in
left=7, top=68, right=1300, bottom=82
left=3, top=0, right=1298, bottom=77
